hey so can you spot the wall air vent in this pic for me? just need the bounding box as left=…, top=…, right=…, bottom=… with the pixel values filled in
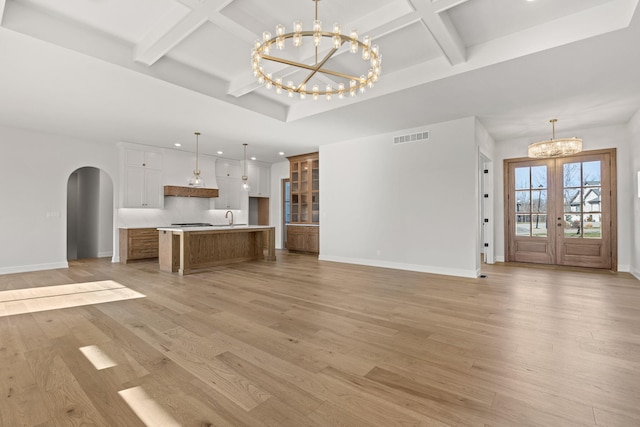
left=393, top=131, right=429, bottom=145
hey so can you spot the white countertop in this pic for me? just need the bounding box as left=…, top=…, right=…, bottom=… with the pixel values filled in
left=157, top=225, right=272, bottom=232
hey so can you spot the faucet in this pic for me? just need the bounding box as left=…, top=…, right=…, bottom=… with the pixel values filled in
left=225, top=210, right=234, bottom=225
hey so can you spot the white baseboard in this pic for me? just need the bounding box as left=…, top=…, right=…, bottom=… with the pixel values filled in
left=318, top=255, right=479, bottom=279
left=98, top=251, right=113, bottom=258
left=632, top=270, right=640, bottom=281
left=0, top=261, right=69, bottom=276
left=495, top=256, right=505, bottom=262
left=617, top=264, right=630, bottom=273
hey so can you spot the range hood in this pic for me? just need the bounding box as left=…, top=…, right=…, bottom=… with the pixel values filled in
left=164, top=186, right=218, bottom=198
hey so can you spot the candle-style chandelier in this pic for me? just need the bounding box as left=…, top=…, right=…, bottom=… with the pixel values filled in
left=251, top=0, right=382, bottom=101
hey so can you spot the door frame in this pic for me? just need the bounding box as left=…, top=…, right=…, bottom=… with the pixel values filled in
left=503, top=148, right=617, bottom=270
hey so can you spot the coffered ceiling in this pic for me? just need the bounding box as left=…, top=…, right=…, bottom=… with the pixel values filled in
left=0, top=0, right=639, bottom=162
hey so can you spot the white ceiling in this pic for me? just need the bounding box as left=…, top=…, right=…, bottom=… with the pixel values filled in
left=0, top=0, right=639, bottom=163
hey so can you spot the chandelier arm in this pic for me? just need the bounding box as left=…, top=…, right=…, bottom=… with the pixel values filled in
left=260, top=54, right=360, bottom=82
left=298, top=47, right=340, bottom=90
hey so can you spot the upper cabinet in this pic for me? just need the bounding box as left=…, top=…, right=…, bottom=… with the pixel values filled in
left=215, top=158, right=242, bottom=210
left=288, top=152, right=319, bottom=223
left=247, top=161, right=270, bottom=198
left=121, top=145, right=163, bottom=208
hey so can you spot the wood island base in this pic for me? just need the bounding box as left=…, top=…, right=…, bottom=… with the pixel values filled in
left=158, top=226, right=276, bottom=275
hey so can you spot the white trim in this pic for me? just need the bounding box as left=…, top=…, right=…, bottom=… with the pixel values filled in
left=0, top=261, right=69, bottom=275
left=318, top=255, right=479, bottom=279
left=631, top=270, right=640, bottom=281
left=0, top=0, right=6, bottom=25
left=98, top=251, right=113, bottom=258
left=495, top=256, right=505, bottom=263
left=617, top=264, right=630, bottom=273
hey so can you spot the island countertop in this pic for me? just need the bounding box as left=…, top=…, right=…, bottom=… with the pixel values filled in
left=158, top=225, right=276, bottom=275
left=157, top=225, right=266, bottom=232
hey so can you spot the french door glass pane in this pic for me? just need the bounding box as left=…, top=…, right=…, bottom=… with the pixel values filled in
left=532, top=214, right=548, bottom=237
left=515, top=190, right=531, bottom=213
left=532, top=190, right=547, bottom=214
left=531, top=166, right=547, bottom=188
left=515, top=167, right=530, bottom=190
left=516, top=216, right=531, bottom=236
left=564, top=214, right=582, bottom=238
left=583, top=161, right=601, bottom=186
left=584, top=213, right=602, bottom=238
left=564, top=189, right=582, bottom=212
left=563, top=162, right=581, bottom=187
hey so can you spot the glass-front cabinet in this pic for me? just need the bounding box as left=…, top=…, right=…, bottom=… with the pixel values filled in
left=289, top=152, right=319, bottom=224
left=287, top=152, right=319, bottom=254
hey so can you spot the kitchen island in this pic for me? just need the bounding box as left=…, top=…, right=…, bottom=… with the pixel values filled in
left=157, top=225, right=276, bottom=275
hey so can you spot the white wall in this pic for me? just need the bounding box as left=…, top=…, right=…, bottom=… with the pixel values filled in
left=269, top=161, right=290, bottom=249
left=0, top=126, right=119, bottom=274
left=494, top=124, right=632, bottom=271
left=629, top=110, right=640, bottom=279
left=319, top=117, right=480, bottom=278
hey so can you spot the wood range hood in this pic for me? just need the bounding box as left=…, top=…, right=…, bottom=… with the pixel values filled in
left=164, top=185, right=218, bottom=198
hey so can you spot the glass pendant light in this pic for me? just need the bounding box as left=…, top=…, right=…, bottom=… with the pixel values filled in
left=189, top=132, right=205, bottom=187
left=241, top=143, right=251, bottom=192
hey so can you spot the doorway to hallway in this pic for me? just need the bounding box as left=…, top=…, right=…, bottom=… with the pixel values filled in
left=67, top=167, right=114, bottom=260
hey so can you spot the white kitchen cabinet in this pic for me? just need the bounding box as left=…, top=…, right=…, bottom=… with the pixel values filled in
left=215, top=158, right=242, bottom=209
left=215, top=177, right=241, bottom=210
left=121, top=146, right=163, bottom=208
left=216, top=159, right=242, bottom=179
left=248, top=162, right=270, bottom=197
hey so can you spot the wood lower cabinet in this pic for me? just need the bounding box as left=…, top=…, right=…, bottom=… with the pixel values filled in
left=286, top=225, right=319, bottom=254
left=119, top=228, right=159, bottom=263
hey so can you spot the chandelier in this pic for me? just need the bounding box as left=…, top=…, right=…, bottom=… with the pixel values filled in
left=528, top=119, right=582, bottom=158
left=251, top=0, right=382, bottom=100
left=188, top=132, right=205, bottom=187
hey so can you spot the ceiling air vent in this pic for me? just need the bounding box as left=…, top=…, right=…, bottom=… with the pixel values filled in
left=393, top=131, right=429, bottom=145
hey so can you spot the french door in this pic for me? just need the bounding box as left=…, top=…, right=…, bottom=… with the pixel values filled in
left=505, top=149, right=616, bottom=269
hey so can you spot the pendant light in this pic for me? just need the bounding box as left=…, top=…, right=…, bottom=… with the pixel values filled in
left=188, top=131, right=205, bottom=187
left=241, top=143, right=250, bottom=192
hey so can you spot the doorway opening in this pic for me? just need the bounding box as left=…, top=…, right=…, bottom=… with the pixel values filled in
left=504, top=149, right=617, bottom=269
left=67, top=167, right=114, bottom=260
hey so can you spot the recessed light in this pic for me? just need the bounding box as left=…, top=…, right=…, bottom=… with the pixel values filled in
left=251, top=157, right=257, bottom=161
left=174, top=143, right=182, bottom=147
left=217, top=151, right=223, bottom=155
left=279, top=152, right=285, bottom=156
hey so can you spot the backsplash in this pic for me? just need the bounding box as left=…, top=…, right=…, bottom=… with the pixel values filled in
left=118, top=197, right=247, bottom=228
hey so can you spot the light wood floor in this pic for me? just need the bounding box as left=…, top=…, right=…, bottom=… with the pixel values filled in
left=1, top=251, right=639, bottom=426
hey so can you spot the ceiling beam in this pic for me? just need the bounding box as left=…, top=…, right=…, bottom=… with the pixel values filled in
left=134, top=0, right=254, bottom=67
left=410, top=0, right=466, bottom=65
left=431, top=0, right=472, bottom=14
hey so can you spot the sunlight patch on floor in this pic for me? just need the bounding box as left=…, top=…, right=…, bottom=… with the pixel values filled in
left=0, top=280, right=145, bottom=317
left=79, top=345, right=118, bottom=370
left=119, top=386, right=181, bottom=427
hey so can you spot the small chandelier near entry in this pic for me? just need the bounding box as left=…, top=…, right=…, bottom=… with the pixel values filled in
left=528, top=119, right=582, bottom=158
left=241, top=143, right=250, bottom=192
left=251, top=0, right=382, bottom=100
left=188, top=132, right=205, bottom=187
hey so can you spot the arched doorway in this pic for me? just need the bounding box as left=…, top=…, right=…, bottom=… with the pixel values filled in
left=67, top=167, right=114, bottom=260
